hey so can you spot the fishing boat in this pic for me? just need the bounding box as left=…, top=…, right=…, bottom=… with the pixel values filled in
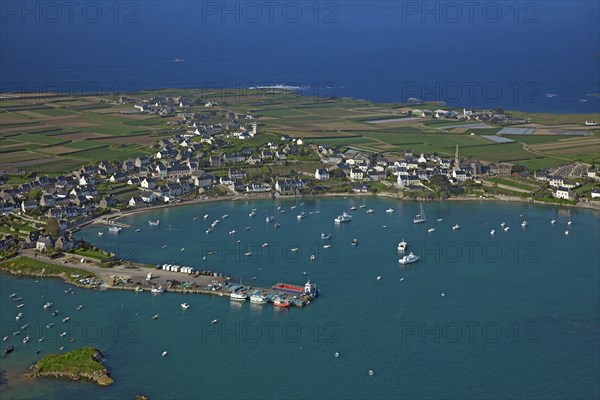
left=108, top=226, right=121, bottom=233
left=297, top=212, right=307, bottom=219
left=151, top=286, right=164, bottom=294
left=2, top=336, right=7, bottom=341
left=274, top=298, right=290, bottom=308
left=452, top=224, right=461, bottom=230
left=413, top=203, right=426, bottom=224
left=181, top=303, right=190, bottom=310
left=250, top=294, right=268, bottom=304
left=148, top=220, right=160, bottom=226
left=321, top=233, right=332, bottom=240
left=521, top=221, right=528, bottom=227
left=351, top=238, right=358, bottom=246
left=428, top=228, right=436, bottom=233
left=366, top=209, right=375, bottom=214
left=334, top=212, right=353, bottom=223
left=399, top=252, right=420, bottom=265
left=386, top=208, right=394, bottom=213
left=397, top=239, right=407, bottom=252
left=230, top=292, right=248, bottom=301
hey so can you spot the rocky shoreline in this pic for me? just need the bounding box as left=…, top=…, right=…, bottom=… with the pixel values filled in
left=24, top=348, right=113, bottom=386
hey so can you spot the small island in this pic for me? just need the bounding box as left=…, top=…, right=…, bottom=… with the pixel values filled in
left=25, top=347, right=113, bottom=386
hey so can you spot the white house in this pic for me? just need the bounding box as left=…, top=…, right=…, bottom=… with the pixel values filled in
left=553, top=187, right=575, bottom=200
left=315, top=169, right=330, bottom=180
left=349, top=169, right=364, bottom=181
left=591, top=188, right=600, bottom=199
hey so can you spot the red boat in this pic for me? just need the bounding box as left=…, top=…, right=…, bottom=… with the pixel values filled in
left=274, top=298, right=290, bottom=308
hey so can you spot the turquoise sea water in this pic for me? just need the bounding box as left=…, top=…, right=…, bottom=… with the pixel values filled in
left=1, top=198, right=599, bottom=399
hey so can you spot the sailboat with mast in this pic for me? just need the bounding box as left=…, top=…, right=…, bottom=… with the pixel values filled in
left=413, top=202, right=426, bottom=224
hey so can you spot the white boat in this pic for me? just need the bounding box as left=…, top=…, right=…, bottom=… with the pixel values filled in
left=350, top=206, right=357, bottom=211
left=551, top=219, right=556, bottom=224
left=98, top=232, right=103, bottom=236
left=290, top=205, right=297, bottom=210
left=250, top=294, right=268, bottom=304
left=334, top=212, right=353, bottom=223
left=399, top=252, right=420, bottom=265
left=206, top=228, right=212, bottom=234
left=585, top=120, right=598, bottom=126
left=76, top=305, right=83, bottom=310
left=323, top=244, right=331, bottom=249
left=274, top=223, right=281, bottom=228
left=504, top=226, right=510, bottom=231
left=310, top=254, right=316, bottom=261
left=9, top=293, right=17, bottom=299
left=291, top=247, right=299, bottom=252
left=366, top=209, right=375, bottom=214
left=565, top=230, right=570, bottom=235
left=413, top=203, right=426, bottom=224
left=230, top=292, right=248, bottom=301
left=16, top=313, right=22, bottom=320
left=62, top=317, right=70, bottom=323
left=16, top=303, right=24, bottom=308
left=437, top=218, right=444, bottom=222
left=266, top=215, right=274, bottom=223
left=568, top=221, right=573, bottom=226
left=23, top=336, right=29, bottom=344
left=428, top=228, right=436, bottom=233
left=181, top=303, right=190, bottom=310
left=521, top=221, right=528, bottom=227
left=452, top=224, right=461, bottom=230
left=162, top=351, right=168, bottom=357
left=135, top=229, right=141, bottom=232
left=397, top=239, right=407, bottom=252
left=262, top=242, right=269, bottom=248
left=222, top=214, right=229, bottom=219
left=108, top=226, right=122, bottom=233
left=386, top=208, right=394, bottom=213
left=297, top=212, right=307, bottom=219
left=211, top=319, right=218, bottom=324
left=321, top=233, right=332, bottom=240
left=490, top=230, right=495, bottom=235
left=148, top=220, right=160, bottom=226
left=229, top=230, right=237, bottom=235
left=500, top=222, right=506, bottom=227
left=204, top=214, right=209, bottom=219
left=399, top=278, right=405, bottom=282
left=249, top=211, right=256, bottom=217
left=181, top=248, right=185, bottom=252
left=151, top=286, right=164, bottom=294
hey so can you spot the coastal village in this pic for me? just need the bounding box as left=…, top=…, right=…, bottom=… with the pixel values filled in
left=1, top=93, right=599, bottom=259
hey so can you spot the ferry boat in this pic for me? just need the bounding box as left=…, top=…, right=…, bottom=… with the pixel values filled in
left=399, top=252, right=420, bottom=265
left=321, top=233, right=332, bottom=240
left=334, top=212, right=353, bottom=223
left=386, top=208, right=394, bottom=213
left=297, top=212, right=307, bottom=219
left=230, top=292, right=248, bottom=301
left=366, top=209, right=375, bottom=214
left=274, top=298, right=290, bottom=308
left=148, top=220, right=160, bottom=226
left=250, top=294, right=268, bottom=304
left=108, top=226, right=122, bottom=233
left=151, top=286, right=164, bottom=294
left=181, top=303, right=190, bottom=310
left=397, top=239, right=407, bottom=252
left=452, top=224, right=461, bottom=230
left=413, top=203, right=426, bottom=224
left=43, top=302, right=52, bottom=309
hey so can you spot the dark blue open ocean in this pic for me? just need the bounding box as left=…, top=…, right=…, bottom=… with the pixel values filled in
left=1, top=1, right=599, bottom=113
left=1, top=199, right=599, bottom=399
